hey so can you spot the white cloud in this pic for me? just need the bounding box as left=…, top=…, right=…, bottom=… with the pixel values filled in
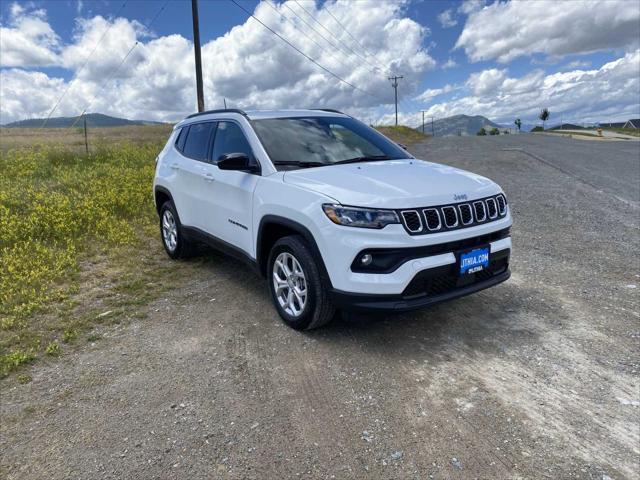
left=418, top=50, right=640, bottom=124
left=0, top=3, right=60, bottom=67
left=466, top=68, right=506, bottom=95
left=565, top=60, right=591, bottom=70
left=437, top=9, right=457, bottom=28
left=455, top=0, right=640, bottom=63
left=0, top=0, right=435, bottom=124
left=458, top=0, right=485, bottom=15
left=415, top=84, right=454, bottom=102
left=442, top=58, right=457, bottom=69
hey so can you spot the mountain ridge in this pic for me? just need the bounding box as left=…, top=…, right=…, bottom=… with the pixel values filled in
left=3, top=113, right=166, bottom=128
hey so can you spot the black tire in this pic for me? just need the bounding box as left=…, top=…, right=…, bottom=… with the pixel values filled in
left=267, top=235, right=335, bottom=330
left=159, top=200, right=195, bottom=259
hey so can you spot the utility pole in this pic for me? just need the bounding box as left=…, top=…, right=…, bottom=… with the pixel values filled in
left=83, top=114, right=88, bottom=154
left=431, top=117, right=435, bottom=136
left=388, top=75, right=403, bottom=126
left=421, top=110, right=427, bottom=134
left=191, top=0, right=205, bottom=112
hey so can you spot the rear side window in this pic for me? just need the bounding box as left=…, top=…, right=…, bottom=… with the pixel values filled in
left=175, top=126, right=189, bottom=152
left=182, top=122, right=216, bottom=161
left=212, top=121, right=254, bottom=164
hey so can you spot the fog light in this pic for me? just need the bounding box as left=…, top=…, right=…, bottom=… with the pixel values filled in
left=360, top=254, right=373, bottom=266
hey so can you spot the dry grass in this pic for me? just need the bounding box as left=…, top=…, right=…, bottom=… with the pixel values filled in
left=0, top=128, right=193, bottom=378
left=0, top=124, right=172, bottom=153
left=374, top=125, right=429, bottom=145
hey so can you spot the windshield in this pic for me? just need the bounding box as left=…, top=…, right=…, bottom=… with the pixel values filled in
left=251, top=116, right=411, bottom=169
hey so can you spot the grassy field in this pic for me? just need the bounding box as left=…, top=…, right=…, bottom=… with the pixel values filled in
left=0, top=124, right=172, bottom=153
left=374, top=125, right=429, bottom=145
left=0, top=126, right=206, bottom=378
left=0, top=123, right=425, bottom=378
left=599, top=127, right=640, bottom=137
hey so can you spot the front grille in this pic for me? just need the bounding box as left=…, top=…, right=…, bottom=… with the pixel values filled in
left=496, top=194, right=507, bottom=215
left=442, top=206, right=458, bottom=228
left=398, top=194, right=508, bottom=235
left=402, top=251, right=509, bottom=298
left=458, top=204, right=473, bottom=224
left=401, top=210, right=422, bottom=233
left=473, top=201, right=487, bottom=222
left=423, top=208, right=441, bottom=230
left=486, top=198, right=498, bottom=218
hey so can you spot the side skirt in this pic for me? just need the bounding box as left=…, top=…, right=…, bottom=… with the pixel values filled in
left=181, top=226, right=261, bottom=275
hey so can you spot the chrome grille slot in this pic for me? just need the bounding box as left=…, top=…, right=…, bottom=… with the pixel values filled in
left=486, top=198, right=498, bottom=218
left=401, top=210, right=423, bottom=233
left=423, top=208, right=441, bottom=231
left=458, top=204, right=473, bottom=225
left=441, top=206, right=458, bottom=228
left=496, top=194, right=507, bottom=215
left=473, top=201, right=487, bottom=222
left=398, top=194, right=507, bottom=234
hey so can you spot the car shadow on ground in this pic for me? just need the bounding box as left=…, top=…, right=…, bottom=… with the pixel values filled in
left=192, top=245, right=543, bottom=363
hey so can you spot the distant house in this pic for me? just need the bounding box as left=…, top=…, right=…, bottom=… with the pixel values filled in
left=623, top=119, right=640, bottom=129
left=599, top=122, right=626, bottom=128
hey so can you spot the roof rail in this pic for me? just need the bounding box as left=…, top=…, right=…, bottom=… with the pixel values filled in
left=186, top=108, right=248, bottom=119
left=311, top=108, right=348, bottom=115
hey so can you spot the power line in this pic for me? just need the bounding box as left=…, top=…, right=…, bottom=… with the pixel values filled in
left=68, top=0, right=171, bottom=130
left=262, top=0, right=391, bottom=88
left=280, top=2, right=383, bottom=77
left=288, top=1, right=422, bottom=123
left=322, top=3, right=388, bottom=72
left=41, top=1, right=128, bottom=128
left=292, top=0, right=390, bottom=76
left=228, top=0, right=386, bottom=103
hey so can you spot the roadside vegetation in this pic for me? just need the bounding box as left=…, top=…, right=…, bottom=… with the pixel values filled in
left=598, top=127, right=640, bottom=137
left=0, top=128, right=202, bottom=378
left=374, top=125, right=429, bottom=145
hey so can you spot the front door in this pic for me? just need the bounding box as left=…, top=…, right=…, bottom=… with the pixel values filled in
left=201, top=121, right=260, bottom=257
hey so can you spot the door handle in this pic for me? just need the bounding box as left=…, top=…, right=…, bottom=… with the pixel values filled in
left=170, top=163, right=180, bottom=170
left=202, top=173, right=215, bottom=182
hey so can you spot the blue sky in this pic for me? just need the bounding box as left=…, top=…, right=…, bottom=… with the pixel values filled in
left=1, top=0, right=639, bottom=126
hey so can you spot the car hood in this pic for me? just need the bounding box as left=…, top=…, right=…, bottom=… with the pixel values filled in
left=283, top=159, right=500, bottom=208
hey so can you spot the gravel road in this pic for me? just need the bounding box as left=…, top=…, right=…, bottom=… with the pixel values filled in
left=2, top=134, right=639, bottom=479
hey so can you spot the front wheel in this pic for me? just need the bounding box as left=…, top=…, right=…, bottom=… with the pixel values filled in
left=267, top=235, right=335, bottom=330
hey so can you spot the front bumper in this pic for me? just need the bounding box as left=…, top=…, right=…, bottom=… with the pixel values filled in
left=330, top=248, right=510, bottom=312
left=331, top=270, right=510, bottom=312
left=316, top=213, right=512, bottom=295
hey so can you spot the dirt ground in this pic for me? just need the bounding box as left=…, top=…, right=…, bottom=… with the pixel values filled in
left=1, top=134, right=639, bottom=479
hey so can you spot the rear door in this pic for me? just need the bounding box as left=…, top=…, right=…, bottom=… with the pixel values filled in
left=200, top=120, right=260, bottom=256
left=173, top=121, right=217, bottom=229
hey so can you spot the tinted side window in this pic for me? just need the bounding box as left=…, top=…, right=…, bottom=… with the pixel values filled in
left=212, top=122, right=254, bottom=164
left=182, top=122, right=216, bottom=161
left=175, top=126, right=189, bottom=152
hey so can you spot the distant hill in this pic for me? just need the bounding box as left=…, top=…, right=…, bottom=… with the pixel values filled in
left=418, top=114, right=501, bottom=136
left=3, top=113, right=166, bottom=128
left=549, top=123, right=584, bottom=130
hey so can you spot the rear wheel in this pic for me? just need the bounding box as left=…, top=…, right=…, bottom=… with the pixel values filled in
left=159, top=201, right=195, bottom=259
left=267, top=235, right=335, bottom=330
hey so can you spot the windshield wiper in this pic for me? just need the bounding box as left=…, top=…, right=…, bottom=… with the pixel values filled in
left=333, top=155, right=392, bottom=165
left=273, top=160, right=327, bottom=168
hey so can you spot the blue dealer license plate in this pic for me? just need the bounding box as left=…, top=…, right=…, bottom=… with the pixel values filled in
left=459, top=247, right=490, bottom=275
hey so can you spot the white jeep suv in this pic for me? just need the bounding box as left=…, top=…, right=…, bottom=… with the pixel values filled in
left=153, top=109, right=512, bottom=330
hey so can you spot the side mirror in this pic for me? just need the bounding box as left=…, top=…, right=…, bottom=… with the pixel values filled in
left=217, top=152, right=259, bottom=173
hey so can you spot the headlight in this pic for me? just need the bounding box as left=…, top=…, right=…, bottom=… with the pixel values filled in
left=322, top=204, right=400, bottom=229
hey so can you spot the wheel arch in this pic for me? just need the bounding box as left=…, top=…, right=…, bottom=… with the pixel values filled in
left=154, top=186, right=174, bottom=216
left=257, top=215, right=332, bottom=287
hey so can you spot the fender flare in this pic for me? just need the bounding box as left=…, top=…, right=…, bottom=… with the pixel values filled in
left=154, top=186, right=174, bottom=214
left=256, top=215, right=332, bottom=287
